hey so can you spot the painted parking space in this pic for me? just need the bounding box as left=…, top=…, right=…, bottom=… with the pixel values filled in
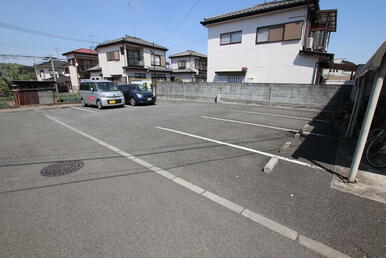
left=2, top=101, right=385, bottom=257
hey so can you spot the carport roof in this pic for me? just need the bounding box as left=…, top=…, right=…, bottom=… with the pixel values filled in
left=356, top=41, right=386, bottom=79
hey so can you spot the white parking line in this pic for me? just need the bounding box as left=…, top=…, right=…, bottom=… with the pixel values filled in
left=242, top=209, right=298, bottom=241
left=230, top=110, right=329, bottom=123
left=42, top=113, right=349, bottom=258
left=202, top=116, right=331, bottom=138
left=202, top=115, right=298, bottom=132
left=156, top=126, right=321, bottom=170
left=71, top=107, right=98, bottom=113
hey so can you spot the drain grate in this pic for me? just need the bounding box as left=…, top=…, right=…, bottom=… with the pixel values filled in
left=41, top=160, right=84, bottom=177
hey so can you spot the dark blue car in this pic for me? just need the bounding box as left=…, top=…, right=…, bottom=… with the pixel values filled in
left=118, top=84, right=156, bottom=106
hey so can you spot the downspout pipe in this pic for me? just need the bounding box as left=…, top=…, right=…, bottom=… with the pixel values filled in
left=347, top=57, right=386, bottom=182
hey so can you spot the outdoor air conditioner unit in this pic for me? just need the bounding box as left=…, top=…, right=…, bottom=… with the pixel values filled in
left=305, top=37, right=314, bottom=50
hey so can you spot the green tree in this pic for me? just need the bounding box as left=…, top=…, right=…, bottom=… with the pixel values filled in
left=0, top=63, right=34, bottom=96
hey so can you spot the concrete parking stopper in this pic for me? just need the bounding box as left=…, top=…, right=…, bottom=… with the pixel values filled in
left=263, top=156, right=279, bottom=173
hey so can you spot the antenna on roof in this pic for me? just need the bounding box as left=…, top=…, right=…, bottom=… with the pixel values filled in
left=128, top=1, right=136, bottom=37
left=89, top=35, right=96, bottom=49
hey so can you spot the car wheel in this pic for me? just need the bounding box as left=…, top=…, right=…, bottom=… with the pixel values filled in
left=81, top=99, right=87, bottom=107
left=97, top=100, right=103, bottom=109
left=130, top=97, right=137, bottom=106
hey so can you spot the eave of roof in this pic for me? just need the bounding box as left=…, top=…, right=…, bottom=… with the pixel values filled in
left=62, top=48, right=97, bottom=56
left=169, top=50, right=207, bottom=58
left=201, top=0, right=318, bottom=26
left=35, top=61, right=68, bottom=68
left=96, top=36, right=168, bottom=51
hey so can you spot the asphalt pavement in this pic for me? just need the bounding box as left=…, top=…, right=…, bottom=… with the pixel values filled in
left=0, top=100, right=385, bottom=257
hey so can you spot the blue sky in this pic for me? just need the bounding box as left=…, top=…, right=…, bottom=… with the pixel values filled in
left=0, top=0, right=385, bottom=66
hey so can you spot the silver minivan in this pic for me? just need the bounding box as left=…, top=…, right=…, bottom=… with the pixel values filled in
left=79, top=80, right=124, bottom=109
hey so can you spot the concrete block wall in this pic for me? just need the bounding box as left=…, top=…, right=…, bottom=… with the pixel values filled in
left=157, top=82, right=352, bottom=110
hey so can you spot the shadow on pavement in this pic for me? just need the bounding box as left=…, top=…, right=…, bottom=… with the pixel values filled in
left=291, top=85, right=353, bottom=179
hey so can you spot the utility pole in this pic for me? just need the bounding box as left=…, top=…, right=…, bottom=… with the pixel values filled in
left=50, top=55, right=59, bottom=93
left=33, top=62, right=39, bottom=80
left=152, top=42, right=156, bottom=95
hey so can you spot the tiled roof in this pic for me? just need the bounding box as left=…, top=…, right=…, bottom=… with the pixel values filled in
left=201, top=0, right=319, bottom=26
left=62, top=48, right=97, bottom=56
left=96, top=35, right=168, bottom=51
left=35, top=60, right=68, bottom=68
left=169, top=50, right=207, bottom=58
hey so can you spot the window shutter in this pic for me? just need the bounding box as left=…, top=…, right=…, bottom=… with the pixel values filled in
left=160, top=55, right=166, bottom=66
left=114, top=51, right=120, bottom=60
left=268, top=26, right=284, bottom=42
left=284, top=21, right=303, bottom=40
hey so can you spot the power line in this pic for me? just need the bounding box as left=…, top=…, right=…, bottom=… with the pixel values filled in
left=0, top=54, right=65, bottom=61
left=0, top=22, right=92, bottom=43
left=161, top=0, right=200, bottom=42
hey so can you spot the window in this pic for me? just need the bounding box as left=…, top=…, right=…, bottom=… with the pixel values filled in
left=134, top=73, right=146, bottom=79
left=284, top=21, right=303, bottom=40
left=127, top=49, right=141, bottom=66
left=217, top=74, right=244, bottom=83
left=227, top=74, right=244, bottom=83
left=95, top=81, right=119, bottom=91
left=151, top=74, right=167, bottom=81
left=80, top=83, right=89, bottom=91
left=106, top=50, right=120, bottom=61
left=151, top=55, right=161, bottom=66
left=220, top=31, right=242, bottom=45
left=310, top=29, right=326, bottom=50
left=178, top=60, right=186, bottom=69
left=256, top=21, right=303, bottom=43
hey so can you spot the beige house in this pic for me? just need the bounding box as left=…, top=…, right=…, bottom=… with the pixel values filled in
left=95, top=35, right=172, bottom=85
left=169, top=50, right=207, bottom=82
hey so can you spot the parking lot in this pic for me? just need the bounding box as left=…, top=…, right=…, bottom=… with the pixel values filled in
left=1, top=100, right=385, bottom=257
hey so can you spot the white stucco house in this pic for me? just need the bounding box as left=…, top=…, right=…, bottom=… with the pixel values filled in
left=34, top=60, right=71, bottom=92
left=169, top=50, right=207, bottom=82
left=201, top=0, right=337, bottom=84
left=34, top=60, right=69, bottom=81
left=95, top=35, right=172, bottom=86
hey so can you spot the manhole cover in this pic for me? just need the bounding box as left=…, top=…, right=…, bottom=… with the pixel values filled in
left=41, top=160, right=84, bottom=177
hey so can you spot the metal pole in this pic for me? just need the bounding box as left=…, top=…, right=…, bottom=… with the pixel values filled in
left=347, top=61, right=386, bottom=182
left=347, top=77, right=366, bottom=138
left=50, top=56, right=59, bottom=93
left=33, top=62, right=39, bottom=80
left=152, top=42, right=156, bottom=95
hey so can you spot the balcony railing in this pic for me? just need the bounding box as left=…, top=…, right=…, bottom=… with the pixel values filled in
left=127, top=59, right=144, bottom=67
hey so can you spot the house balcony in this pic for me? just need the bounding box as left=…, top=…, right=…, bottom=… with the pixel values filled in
left=127, top=59, right=144, bottom=67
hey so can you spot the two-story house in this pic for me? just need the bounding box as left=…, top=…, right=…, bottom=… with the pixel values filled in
left=169, top=50, right=207, bottom=82
left=35, top=60, right=69, bottom=81
left=95, top=35, right=172, bottom=85
left=62, top=48, right=99, bottom=91
left=201, top=0, right=337, bottom=84
left=34, top=60, right=71, bottom=91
